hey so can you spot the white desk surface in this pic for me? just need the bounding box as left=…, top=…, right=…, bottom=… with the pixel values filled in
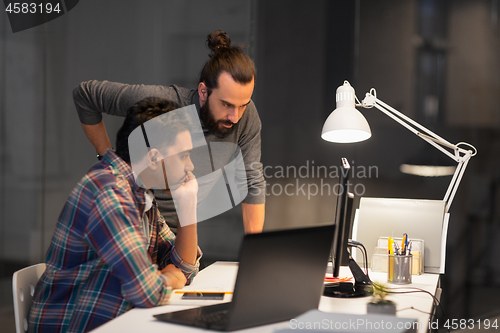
left=90, top=261, right=439, bottom=333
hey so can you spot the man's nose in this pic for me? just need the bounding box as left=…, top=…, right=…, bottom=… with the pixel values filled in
left=185, top=157, right=194, bottom=172
left=226, top=108, right=239, bottom=123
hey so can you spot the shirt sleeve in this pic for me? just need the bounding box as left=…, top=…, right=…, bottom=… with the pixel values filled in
left=73, top=80, right=191, bottom=125
left=84, top=186, right=173, bottom=307
left=155, top=212, right=202, bottom=285
left=238, top=101, right=266, bottom=204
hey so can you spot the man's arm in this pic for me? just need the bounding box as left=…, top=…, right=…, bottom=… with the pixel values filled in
left=242, top=203, right=265, bottom=234
left=157, top=217, right=201, bottom=288
left=73, top=80, right=192, bottom=154
left=162, top=211, right=199, bottom=290
left=237, top=101, right=266, bottom=233
left=175, top=224, right=198, bottom=265
left=172, top=171, right=199, bottom=265
left=81, top=120, right=112, bottom=155
left=156, top=172, right=201, bottom=287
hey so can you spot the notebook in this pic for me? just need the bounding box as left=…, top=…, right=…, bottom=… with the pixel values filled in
left=154, top=224, right=335, bottom=331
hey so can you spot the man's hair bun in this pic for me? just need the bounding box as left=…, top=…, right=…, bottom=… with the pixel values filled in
left=200, top=29, right=255, bottom=89
left=206, top=30, right=231, bottom=55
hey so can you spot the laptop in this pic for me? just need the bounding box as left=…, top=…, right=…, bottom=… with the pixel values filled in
left=154, top=224, right=335, bottom=331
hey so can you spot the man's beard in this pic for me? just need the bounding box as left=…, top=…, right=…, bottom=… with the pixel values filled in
left=200, top=97, right=236, bottom=139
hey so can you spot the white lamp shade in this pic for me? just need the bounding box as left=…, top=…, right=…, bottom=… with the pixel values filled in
left=321, top=107, right=372, bottom=143
left=322, top=81, right=372, bottom=143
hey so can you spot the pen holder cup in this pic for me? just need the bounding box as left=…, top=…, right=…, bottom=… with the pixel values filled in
left=387, top=255, right=412, bottom=284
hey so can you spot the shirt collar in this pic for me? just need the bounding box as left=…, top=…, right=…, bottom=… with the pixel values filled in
left=101, top=149, right=148, bottom=212
left=144, top=190, right=154, bottom=211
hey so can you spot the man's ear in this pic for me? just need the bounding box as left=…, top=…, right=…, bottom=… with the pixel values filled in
left=147, top=148, right=161, bottom=170
left=198, top=82, right=208, bottom=105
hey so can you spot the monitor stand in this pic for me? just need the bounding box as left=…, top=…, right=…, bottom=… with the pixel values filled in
left=323, top=258, right=372, bottom=298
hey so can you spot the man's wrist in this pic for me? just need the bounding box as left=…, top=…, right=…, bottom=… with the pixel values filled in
left=96, top=148, right=114, bottom=160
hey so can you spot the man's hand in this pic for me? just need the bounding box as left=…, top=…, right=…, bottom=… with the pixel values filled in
left=161, top=264, right=187, bottom=290
left=171, top=171, right=198, bottom=227
left=171, top=171, right=198, bottom=204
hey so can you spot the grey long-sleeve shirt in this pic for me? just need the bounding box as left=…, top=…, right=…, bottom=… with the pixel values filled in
left=73, top=80, right=266, bottom=231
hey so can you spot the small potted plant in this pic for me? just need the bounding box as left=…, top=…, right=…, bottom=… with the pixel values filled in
left=366, top=282, right=396, bottom=315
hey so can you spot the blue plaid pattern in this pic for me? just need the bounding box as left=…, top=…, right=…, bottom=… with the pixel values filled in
left=29, top=149, right=201, bottom=332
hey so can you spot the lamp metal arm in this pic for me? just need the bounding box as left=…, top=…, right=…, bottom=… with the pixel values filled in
left=358, top=89, right=477, bottom=212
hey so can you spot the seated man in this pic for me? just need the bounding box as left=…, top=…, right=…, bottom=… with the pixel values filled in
left=29, top=97, right=202, bottom=333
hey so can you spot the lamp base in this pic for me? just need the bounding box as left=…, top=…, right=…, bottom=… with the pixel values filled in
left=323, top=258, right=372, bottom=298
left=323, top=282, right=371, bottom=298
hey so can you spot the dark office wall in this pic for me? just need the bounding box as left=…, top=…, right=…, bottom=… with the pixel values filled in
left=0, top=0, right=254, bottom=266
left=255, top=0, right=500, bottom=323
left=255, top=0, right=357, bottom=169
left=442, top=0, right=500, bottom=320
left=1, top=0, right=500, bottom=328
left=253, top=0, right=361, bottom=229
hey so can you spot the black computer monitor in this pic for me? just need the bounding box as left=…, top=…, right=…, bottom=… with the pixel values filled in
left=332, top=158, right=351, bottom=278
left=324, top=158, right=370, bottom=298
left=339, top=192, right=355, bottom=266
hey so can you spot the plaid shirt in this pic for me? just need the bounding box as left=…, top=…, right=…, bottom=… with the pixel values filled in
left=29, top=150, right=201, bottom=333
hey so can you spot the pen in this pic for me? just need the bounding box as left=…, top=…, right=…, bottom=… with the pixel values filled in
left=388, top=237, right=394, bottom=279
left=402, top=233, right=407, bottom=255
left=175, top=291, right=233, bottom=294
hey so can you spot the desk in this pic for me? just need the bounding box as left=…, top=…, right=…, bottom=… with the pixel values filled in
left=90, top=262, right=440, bottom=333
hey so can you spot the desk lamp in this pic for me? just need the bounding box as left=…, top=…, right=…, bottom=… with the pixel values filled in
left=321, top=81, right=477, bottom=213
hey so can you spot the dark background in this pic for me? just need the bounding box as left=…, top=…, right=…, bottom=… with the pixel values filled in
left=1, top=1, right=500, bottom=331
